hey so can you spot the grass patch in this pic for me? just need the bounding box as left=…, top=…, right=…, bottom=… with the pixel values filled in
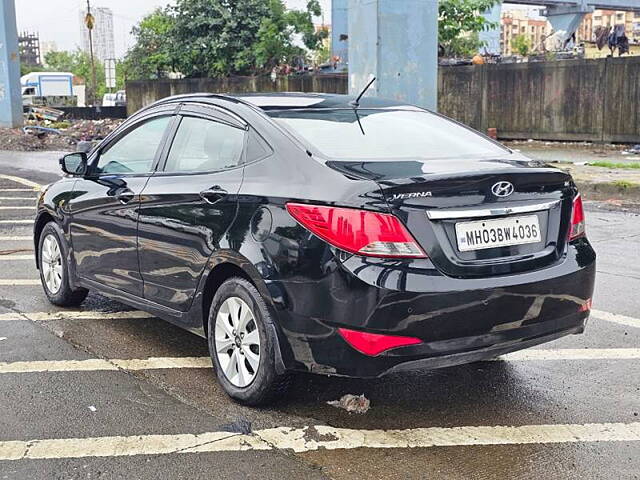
left=589, top=161, right=640, bottom=169
left=611, top=180, right=638, bottom=190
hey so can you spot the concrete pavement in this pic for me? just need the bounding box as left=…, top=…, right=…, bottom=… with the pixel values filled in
left=0, top=160, right=638, bottom=479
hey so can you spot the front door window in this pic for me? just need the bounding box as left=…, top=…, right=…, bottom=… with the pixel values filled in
left=96, top=116, right=171, bottom=175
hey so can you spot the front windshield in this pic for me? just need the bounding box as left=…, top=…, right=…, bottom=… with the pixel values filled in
left=269, top=109, right=509, bottom=161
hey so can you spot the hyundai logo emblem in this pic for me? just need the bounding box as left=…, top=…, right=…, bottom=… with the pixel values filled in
left=491, top=181, right=514, bottom=198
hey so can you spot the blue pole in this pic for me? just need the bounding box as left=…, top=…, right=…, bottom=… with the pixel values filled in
left=349, top=0, right=438, bottom=111
left=331, top=0, right=349, bottom=71
left=479, top=3, right=502, bottom=55
left=0, top=0, right=22, bottom=128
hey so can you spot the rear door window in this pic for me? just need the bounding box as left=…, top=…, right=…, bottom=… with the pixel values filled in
left=164, top=116, right=246, bottom=173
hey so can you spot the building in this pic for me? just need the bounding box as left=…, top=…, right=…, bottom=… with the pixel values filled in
left=577, top=13, right=594, bottom=42
left=79, top=6, right=115, bottom=62
left=18, top=31, right=41, bottom=66
left=501, top=8, right=549, bottom=56
left=40, top=41, right=58, bottom=63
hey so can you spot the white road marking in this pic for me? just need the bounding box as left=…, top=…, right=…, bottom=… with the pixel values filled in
left=0, top=174, right=41, bottom=190
left=0, top=206, right=35, bottom=210
left=0, top=220, right=34, bottom=225
left=0, top=189, right=35, bottom=193
left=0, top=357, right=211, bottom=374
left=0, top=255, right=33, bottom=260
left=0, top=349, right=638, bottom=375
left=0, top=310, right=154, bottom=321
left=0, top=236, right=31, bottom=241
left=0, top=197, right=36, bottom=201
left=592, top=309, right=640, bottom=329
left=499, top=348, right=640, bottom=361
left=0, top=279, right=39, bottom=285
left=0, top=422, right=638, bottom=460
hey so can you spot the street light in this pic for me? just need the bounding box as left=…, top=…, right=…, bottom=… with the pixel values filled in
left=85, top=0, right=98, bottom=106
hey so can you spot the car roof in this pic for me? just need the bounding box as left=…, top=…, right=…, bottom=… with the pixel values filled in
left=147, top=92, right=416, bottom=112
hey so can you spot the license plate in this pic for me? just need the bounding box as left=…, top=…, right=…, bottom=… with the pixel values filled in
left=455, top=215, right=541, bottom=252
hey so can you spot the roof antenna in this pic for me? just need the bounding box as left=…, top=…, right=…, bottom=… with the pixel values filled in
left=349, top=76, right=376, bottom=109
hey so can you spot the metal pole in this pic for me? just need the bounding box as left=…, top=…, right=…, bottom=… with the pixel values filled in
left=86, top=0, right=98, bottom=106
left=0, top=0, right=23, bottom=128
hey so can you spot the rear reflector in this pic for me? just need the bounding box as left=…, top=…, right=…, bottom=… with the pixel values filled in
left=338, top=328, right=422, bottom=356
left=579, top=298, right=592, bottom=313
left=286, top=203, right=426, bottom=258
left=569, top=194, right=586, bottom=240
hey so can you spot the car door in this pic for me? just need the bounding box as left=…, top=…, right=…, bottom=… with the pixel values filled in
left=68, top=110, right=176, bottom=297
left=137, top=105, right=248, bottom=312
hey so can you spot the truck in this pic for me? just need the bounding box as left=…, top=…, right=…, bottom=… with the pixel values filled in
left=21, top=72, right=81, bottom=107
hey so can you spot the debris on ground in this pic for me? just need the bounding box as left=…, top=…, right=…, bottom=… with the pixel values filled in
left=88, top=405, right=97, bottom=412
left=219, top=418, right=252, bottom=435
left=622, top=145, right=640, bottom=155
left=0, top=118, right=123, bottom=152
left=327, top=394, right=371, bottom=414
left=24, top=106, right=65, bottom=122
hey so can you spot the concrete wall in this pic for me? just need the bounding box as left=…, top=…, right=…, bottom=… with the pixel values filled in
left=127, top=57, right=640, bottom=143
left=126, top=75, right=348, bottom=115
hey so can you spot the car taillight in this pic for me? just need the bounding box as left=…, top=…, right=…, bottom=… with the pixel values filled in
left=286, top=203, right=426, bottom=258
left=569, top=194, right=585, bottom=240
left=338, top=328, right=422, bottom=356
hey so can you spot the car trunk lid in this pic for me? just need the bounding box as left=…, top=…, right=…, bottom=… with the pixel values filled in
left=326, top=156, right=575, bottom=277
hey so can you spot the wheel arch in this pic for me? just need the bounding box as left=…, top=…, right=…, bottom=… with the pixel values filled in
left=198, top=256, right=289, bottom=375
left=33, top=211, right=57, bottom=269
left=201, top=261, right=256, bottom=337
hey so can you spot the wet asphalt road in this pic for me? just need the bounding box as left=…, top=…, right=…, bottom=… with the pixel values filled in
left=0, top=155, right=638, bottom=479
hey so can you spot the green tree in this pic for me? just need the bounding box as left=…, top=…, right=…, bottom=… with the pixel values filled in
left=169, top=0, right=265, bottom=77
left=253, top=0, right=327, bottom=72
left=439, top=0, right=499, bottom=56
left=132, top=0, right=326, bottom=78
left=44, top=49, right=106, bottom=102
left=512, top=34, right=531, bottom=56
left=122, top=8, right=175, bottom=80
left=20, top=63, right=45, bottom=76
left=447, top=32, right=484, bottom=57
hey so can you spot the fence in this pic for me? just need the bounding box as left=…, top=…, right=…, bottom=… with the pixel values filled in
left=126, top=57, right=640, bottom=143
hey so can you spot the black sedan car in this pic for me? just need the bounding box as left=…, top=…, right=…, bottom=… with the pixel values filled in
left=34, top=93, right=595, bottom=405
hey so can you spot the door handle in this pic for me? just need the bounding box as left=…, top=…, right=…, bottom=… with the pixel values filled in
left=199, top=186, right=228, bottom=204
left=116, top=188, right=135, bottom=204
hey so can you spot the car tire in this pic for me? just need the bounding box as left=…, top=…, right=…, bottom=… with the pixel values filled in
left=38, top=222, right=88, bottom=307
left=208, top=277, right=291, bottom=405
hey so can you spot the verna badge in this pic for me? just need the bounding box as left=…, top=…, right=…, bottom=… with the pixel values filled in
left=491, top=181, right=514, bottom=198
left=390, top=191, right=432, bottom=201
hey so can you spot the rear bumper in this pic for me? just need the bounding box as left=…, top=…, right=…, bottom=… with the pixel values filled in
left=267, top=240, right=596, bottom=378
left=386, top=320, right=585, bottom=375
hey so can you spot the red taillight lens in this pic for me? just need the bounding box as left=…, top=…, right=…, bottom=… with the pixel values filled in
left=338, top=328, right=422, bottom=356
left=286, top=203, right=426, bottom=258
left=569, top=194, right=586, bottom=240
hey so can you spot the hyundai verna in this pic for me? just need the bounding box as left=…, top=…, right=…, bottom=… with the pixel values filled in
left=34, top=93, right=595, bottom=405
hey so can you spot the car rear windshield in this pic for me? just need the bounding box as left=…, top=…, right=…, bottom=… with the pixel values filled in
left=268, top=108, right=509, bottom=161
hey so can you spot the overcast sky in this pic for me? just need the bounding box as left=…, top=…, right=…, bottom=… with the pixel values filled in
left=15, top=0, right=331, bottom=59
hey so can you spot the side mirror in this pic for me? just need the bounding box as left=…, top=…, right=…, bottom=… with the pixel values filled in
left=60, top=152, right=88, bottom=176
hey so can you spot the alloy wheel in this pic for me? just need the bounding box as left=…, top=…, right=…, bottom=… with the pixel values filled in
left=41, top=234, right=63, bottom=294
left=214, top=296, right=261, bottom=388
